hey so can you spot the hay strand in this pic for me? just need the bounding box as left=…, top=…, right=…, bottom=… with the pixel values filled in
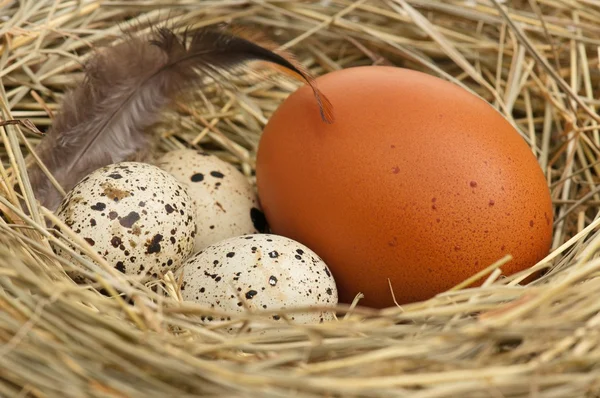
left=3, top=1, right=600, bottom=397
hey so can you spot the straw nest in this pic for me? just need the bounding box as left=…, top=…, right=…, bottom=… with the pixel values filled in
left=2, top=1, right=600, bottom=397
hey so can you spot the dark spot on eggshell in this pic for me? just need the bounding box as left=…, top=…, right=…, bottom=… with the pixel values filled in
left=204, top=271, right=218, bottom=279
left=250, top=207, right=268, bottom=232
left=146, top=234, right=163, bottom=254
left=268, top=251, right=279, bottom=259
left=272, top=315, right=281, bottom=320
left=91, top=202, right=106, bottom=211
left=84, top=238, right=95, bottom=246
left=107, top=173, right=122, bottom=179
left=109, top=211, right=118, bottom=220
left=226, top=252, right=235, bottom=258
left=119, top=212, right=140, bottom=228
left=326, top=288, right=333, bottom=295
left=245, top=290, right=258, bottom=299
left=115, top=261, right=126, bottom=273
left=111, top=236, right=122, bottom=248
left=165, top=204, right=174, bottom=214
left=191, top=173, right=204, bottom=182
left=269, top=276, right=277, bottom=286
left=210, top=171, right=224, bottom=178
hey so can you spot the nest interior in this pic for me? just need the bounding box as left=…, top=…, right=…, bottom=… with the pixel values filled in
left=2, top=1, right=600, bottom=397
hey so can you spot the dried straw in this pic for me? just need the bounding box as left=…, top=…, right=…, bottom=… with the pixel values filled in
left=2, top=0, right=600, bottom=397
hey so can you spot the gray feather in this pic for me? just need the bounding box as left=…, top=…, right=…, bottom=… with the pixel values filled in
left=27, top=26, right=332, bottom=212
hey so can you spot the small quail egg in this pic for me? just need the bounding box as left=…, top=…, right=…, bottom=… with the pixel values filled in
left=156, top=149, right=267, bottom=252
left=55, top=162, right=196, bottom=279
left=179, top=234, right=338, bottom=330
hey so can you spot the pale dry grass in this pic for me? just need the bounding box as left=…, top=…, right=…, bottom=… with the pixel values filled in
left=2, top=1, right=600, bottom=397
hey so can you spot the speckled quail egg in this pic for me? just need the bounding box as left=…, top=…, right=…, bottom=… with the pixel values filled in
left=55, top=162, right=197, bottom=279
left=156, top=149, right=267, bottom=252
left=179, top=233, right=338, bottom=328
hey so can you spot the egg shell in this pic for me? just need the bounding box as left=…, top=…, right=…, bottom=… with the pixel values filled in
left=256, top=66, right=553, bottom=308
left=55, top=162, right=197, bottom=279
left=156, top=149, right=267, bottom=252
left=179, top=234, right=338, bottom=329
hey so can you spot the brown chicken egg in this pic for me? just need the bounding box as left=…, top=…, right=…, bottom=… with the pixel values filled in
left=255, top=66, right=553, bottom=308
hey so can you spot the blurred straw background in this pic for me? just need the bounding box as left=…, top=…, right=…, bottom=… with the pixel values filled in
left=2, top=0, right=600, bottom=397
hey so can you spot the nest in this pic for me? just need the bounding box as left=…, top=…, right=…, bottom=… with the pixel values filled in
left=2, top=1, right=600, bottom=397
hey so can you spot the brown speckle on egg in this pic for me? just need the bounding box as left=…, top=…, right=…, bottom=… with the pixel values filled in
left=119, top=212, right=140, bottom=228
left=90, top=202, right=105, bottom=211
left=110, top=236, right=122, bottom=248
left=101, top=182, right=130, bottom=201
left=115, top=261, right=126, bottom=273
